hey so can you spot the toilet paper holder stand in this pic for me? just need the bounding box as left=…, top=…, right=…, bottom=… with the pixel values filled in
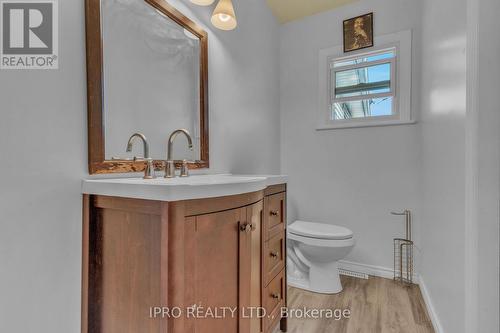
left=391, top=210, right=414, bottom=285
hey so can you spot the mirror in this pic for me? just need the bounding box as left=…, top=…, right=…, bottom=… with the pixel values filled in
left=86, top=0, right=209, bottom=174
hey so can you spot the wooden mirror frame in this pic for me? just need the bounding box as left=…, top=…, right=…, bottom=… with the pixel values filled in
left=85, top=0, right=209, bottom=174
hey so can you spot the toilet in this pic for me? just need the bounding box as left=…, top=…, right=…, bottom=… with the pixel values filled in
left=287, top=220, right=355, bottom=294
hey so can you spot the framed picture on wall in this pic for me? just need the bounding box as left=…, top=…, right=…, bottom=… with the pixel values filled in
left=343, top=13, right=374, bottom=52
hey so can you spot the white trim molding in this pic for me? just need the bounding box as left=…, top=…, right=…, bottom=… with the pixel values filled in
left=465, top=0, right=480, bottom=331
left=419, top=275, right=445, bottom=333
left=337, top=260, right=419, bottom=284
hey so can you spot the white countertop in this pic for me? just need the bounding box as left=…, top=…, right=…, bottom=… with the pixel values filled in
left=82, top=174, right=287, bottom=201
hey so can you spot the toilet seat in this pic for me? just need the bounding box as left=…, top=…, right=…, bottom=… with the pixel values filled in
left=289, top=221, right=353, bottom=240
left=288, top=232, right=355, bottom=248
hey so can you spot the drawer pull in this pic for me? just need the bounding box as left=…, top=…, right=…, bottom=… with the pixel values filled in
left=270, top=251, right=279, bottom=258
left=270, top=210, right=279, bottom=217
left=270, top=293, right=281, bottom=300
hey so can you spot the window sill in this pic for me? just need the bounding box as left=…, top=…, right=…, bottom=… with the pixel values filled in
left=316, top=119, right=416, bottom=130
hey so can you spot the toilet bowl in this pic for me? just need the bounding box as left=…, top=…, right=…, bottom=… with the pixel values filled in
left=287, top=221, right=355, bottom=294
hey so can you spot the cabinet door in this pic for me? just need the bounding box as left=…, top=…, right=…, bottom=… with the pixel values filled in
left=188, top=208, right=244, bottom=333
left=240, top=201, right=263, bottom=333
left=185, top=201, right=263, bottom=333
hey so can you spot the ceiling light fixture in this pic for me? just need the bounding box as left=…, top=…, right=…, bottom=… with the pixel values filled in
left=211, top=0, right=237, bottom=31
left=190, top=0, right=215, bottom=6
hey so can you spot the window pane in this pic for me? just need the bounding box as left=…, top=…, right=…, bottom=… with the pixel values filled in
left=331, top=97, right=393, bottom=120
left=364, top=52, right=395, bottom=62
left=333, top=62, right=391, bottom=98
left=332, top=50, right=395, bottom=68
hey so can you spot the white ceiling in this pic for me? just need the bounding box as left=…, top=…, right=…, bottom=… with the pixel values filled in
left=266, top=0, right=359, bottom=23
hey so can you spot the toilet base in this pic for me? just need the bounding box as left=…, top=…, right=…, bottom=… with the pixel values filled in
left=287, top=261, right=343, bottom=294
left=287, top=276, right=311, bottom=291
left=310, top=261, right=343, bottom=294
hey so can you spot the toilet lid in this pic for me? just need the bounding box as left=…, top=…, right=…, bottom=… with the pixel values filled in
left=288, top=221, right=353, bottom=240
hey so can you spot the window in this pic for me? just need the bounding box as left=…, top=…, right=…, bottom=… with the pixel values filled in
left=331, top=48, right=395, bottom=120
left=318, top=30, right=413, bottom=129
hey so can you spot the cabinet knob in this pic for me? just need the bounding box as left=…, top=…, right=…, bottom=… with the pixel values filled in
left=240, top=223, right=253, bottom=233
left=270, top=210, right=279, bottom=217
left=270, top=251, right=279, bottom=258
left=271, top=293, right=281, bottom=300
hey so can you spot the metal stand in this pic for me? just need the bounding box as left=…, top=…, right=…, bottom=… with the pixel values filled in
left=391, top=210, right=414, bottom=285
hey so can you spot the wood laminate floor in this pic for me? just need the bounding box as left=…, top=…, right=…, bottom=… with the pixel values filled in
left=276, top=276, right=434, bottom=333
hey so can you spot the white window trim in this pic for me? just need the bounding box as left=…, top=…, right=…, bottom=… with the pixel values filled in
left=317, top=29, right=414, bottom=130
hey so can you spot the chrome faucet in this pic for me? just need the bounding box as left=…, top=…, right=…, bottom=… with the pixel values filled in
left=126, top=132, right=155, bottom=179
left=165, top=129, right=194, bottom=178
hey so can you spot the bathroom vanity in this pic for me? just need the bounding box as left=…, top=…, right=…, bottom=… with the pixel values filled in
left=81, top=175, right=288, bottom=333
left=82, top=1, right=287, bottom=331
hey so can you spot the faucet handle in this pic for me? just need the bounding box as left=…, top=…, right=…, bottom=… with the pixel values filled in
left=131, top=156, right=155, bottom=179
left=180, top=160, right=190, bottom=177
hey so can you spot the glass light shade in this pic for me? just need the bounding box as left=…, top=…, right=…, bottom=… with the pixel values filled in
left=211, top=0, right=237, bottom=31
left=190, top=0, right=215, bottom=5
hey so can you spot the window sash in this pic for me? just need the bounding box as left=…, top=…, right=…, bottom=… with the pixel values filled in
left=335, top=80, right=391, bottom=96
left=331, top=56, right=394, bottom=72
left=330, top=96, right=395, bottom=120
left=332, top=91, right=394, bottom=104
left=330, top=47, right=396, bottom=69
left=331, top=56, right=396, bottom=105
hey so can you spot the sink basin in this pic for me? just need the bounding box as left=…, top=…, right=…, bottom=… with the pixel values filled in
left=82, top=174, right=287, bottom=201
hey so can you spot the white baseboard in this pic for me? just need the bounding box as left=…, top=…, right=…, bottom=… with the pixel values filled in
left=338, top=259, right=419, bottom=282
left=418, top=276, right=444, bottom=333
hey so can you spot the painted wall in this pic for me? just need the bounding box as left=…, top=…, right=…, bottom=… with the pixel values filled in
left=280, top=0, right=422, bottom=271
left=0, top=0, right=280, bottom=331
left=418, top=0, right=467, bottom=331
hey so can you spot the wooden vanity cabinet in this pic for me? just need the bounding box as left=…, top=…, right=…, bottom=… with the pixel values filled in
left=82, top=185, right=287, bottom=333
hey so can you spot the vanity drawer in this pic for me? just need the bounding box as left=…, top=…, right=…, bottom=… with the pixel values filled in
left=263, top=270, right=286, bottom=331
left=264, top=191, right=286, bottom=241
left=264, top=232, right=285, bottom=285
